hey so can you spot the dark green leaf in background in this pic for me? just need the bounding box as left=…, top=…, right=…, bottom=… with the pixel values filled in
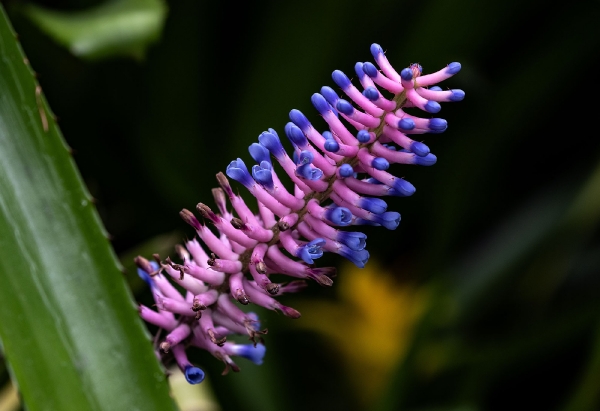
left=20, top=0, right=167, bottom=60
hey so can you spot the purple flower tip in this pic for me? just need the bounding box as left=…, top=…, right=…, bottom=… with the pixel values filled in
left=363, top=86, right=379, bottom=101
left=320, top=86, right=340, bottom=106
left=336, top=99, right=354, bottom=115
left=298, top=239, right=326, bottom=264
left=429, top=86, right=443, bottom=91
left=339, top=164, right=354, bottom=177
left=249, top=143, right=271, bottom=164
left=252, top=164, right=274, bottom=189
left=377, top=211, right=401, bottom=230
left=285, top=122, right=307, bottom=147
left=226, top=158, right=254, bottom=188
left=415, top=153, right=437, bottom=166
left=357, top=130, right=371, bottom=143
left=360, top=197, right=388, bottom=214
left=311, top=93, right=331, bottom=114
left=398, top=118, right=415, bottom=130
left=447, top=62, right=462, bottom=74
left=296, top=164, right=323, bottom=180
left=372, top=157, right=389, bottom=171
left=370, top=43, right=384, bottom=57
left=338, top=231, right=367, bottom=251
left=409, top=141, right=430, bottom=157
left=332, top=70, right=351, bottom=89
left=450, top=89, right=465, bottom=101
left=400, top=67, right=413, bottom=81
left=324, top=139, right=340, bottom=153
left=362, top=62, right=378, bottom=78
left=289, top=109, right=310, bottom=132
left=354, top=62, right=366, bottom=79
left=342, top=248, right=370, bottom=268
left=258, top=131, right=285, bottom=158
left=429, top=118, right=447, bottom=132
left=298, top=150, right=314, bottom=165
left=184, top=365, right=205, bottom=384
left=424, top=101, right=441, bottom=113
left=392, top=178, right=416, bottom=197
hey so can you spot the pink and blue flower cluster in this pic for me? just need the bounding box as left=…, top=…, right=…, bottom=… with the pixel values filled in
left=136, top=43, right=464, bottom=383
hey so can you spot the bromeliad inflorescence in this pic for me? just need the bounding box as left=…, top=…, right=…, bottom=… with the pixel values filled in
left=136, top=43, right=464, bottom=383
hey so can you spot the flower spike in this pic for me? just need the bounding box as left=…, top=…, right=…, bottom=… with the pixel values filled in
left=136, top=43, right=464, bottom=383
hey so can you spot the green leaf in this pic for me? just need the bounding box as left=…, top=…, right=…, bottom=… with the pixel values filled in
left=20, top=0, right=168, bottom=60
left=0, top=6, right=178, bottom=411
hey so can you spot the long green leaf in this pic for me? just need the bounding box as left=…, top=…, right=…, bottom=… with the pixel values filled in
left=0, top=7, right=178, bottom=411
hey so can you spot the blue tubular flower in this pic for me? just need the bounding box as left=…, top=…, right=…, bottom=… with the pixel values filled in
left=135, top=43, right=464, bottom=384
left=228, top=343, right=267, bottom=365
left=297, top=238, right=326, bottom=264
left=184, top=366, right=205, bottom=385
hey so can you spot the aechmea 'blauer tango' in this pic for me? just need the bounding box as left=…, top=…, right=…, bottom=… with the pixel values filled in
left=136, top=43, right=464, bottom=383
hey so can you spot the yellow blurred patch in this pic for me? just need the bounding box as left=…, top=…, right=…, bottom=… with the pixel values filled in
left=295, top=260, right=428, bottom=405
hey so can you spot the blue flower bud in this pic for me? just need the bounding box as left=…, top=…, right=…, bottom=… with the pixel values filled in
left=137, top=268, right=154, bottom=289
left=339, top=164, right=354, bottom=177
left=258, top=131, right=286, bottom=159
left=373, top=211, right=401, bottom=230
left=252, top=164, right=274, bottom=189
left=324, top=139, right=339, bottom=152
left=357, top=130, right=371, bottom=143
left=184, top=365, right=205, bottom=384
left=289, top=109, right=310, bottom=131
left=311, top=93, right=331, bottom=114
left=424, top=101, right=441, bottom=113
left=338, top=231, right=367, bottom=251
left=296, top=164, right=323, bottom=180
left=447, top=62, right=461, bottom=74
left=321, top=86, right=340, bottom=107
left=298, top=150, right=314, bottom=165
left=235, top=343, right=266, bottom=365
left=340, top=247, right=370, bottom=268
left=370, top=43, right=383, bottom=58
left=332, top=70, right=351, bottom=89
left=336, top=99, right=354, bottom=116
left=355, top=62, right=367, bottom=79
left=409, top=141, right=430, bottom=157
left=359, top=197, right=388, bottom=214
left=298, top=238, right=325, bottom=264
left=428, top=118, right=447, bottom=132
left=226, top=158, right=254, bottom=188
left=392, top=178, right=416, bottom=196
left=363, top=86, right=379, bottom=101
left=249, top=143, right=271, bottom=164
left=324, top=206, right=352, bottom=226
left=285, top=122, right=307, bottom=147
left=362, top=62, right=378, bottom=77
left=398, top=118, right=415, bottom=130
left=400, top=67, right=413, bottom=81
left=372, top=157, right=389, bottom=170
left=450, top=89, right=465, bottom=101
left=429, top=86, right=443, bottom=91
left=414, top=153, right=437, bottom=166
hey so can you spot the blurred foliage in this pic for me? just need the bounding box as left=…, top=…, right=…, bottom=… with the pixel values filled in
left=1, top=0, right=599, bottom=410
left=20, top=0, right=167, bottom=60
